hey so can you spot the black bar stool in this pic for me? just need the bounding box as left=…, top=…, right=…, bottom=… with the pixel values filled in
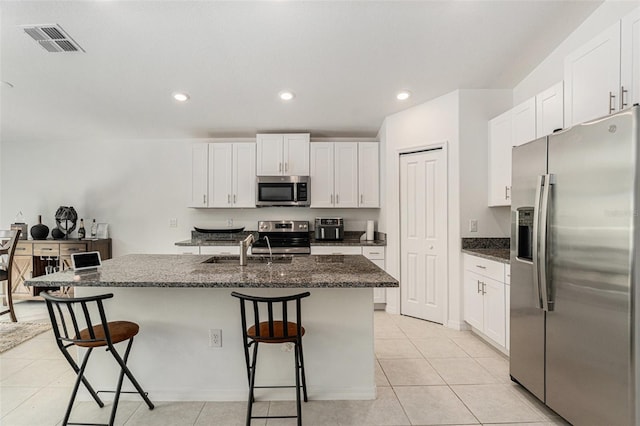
left=231, top=291, right=310, bottom=426
left=41, top=291, right=154, bottom=426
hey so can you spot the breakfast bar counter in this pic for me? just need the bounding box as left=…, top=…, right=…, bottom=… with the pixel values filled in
left=26, top=254, right=398, bottom=402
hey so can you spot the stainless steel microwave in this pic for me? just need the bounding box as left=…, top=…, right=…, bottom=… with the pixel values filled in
left=256, top=176, right=310, bottom=207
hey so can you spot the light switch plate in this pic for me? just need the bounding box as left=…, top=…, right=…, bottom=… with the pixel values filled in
left=469, top=219, right=478, bottom=233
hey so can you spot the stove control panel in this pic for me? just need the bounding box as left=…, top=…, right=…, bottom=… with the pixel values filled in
left=258, top=220, right=309, bottom=233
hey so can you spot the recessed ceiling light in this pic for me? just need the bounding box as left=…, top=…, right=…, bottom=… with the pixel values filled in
left=279, top=91, right=295, bottom=101
left=173, top=92, right=190, bottom=102
left=396, top=91, right=411, bottom=101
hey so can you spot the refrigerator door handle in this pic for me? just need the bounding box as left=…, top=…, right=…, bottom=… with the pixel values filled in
left=539, top=173, right=555, bottom=312
left=532, top=175, right=544, bottom=309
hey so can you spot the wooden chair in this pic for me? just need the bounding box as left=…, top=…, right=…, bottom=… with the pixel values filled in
left=231, top=291, right=310, bottom=426
left=0, top=229, right=21, bottom=322
left=41, top=291, right=154, bottom=426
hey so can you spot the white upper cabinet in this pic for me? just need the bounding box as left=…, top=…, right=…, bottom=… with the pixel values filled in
left=256, top=133, right=310, bottom=176
left=621, top=7, right=640, bottom=108
left=358, top=142, right=380, bottom=208
left=334, top=143, right=359, bottom=208
left=511, top=97, right=537, bottom=146
left=190, top=143, right=209, bottom=207
left=488, top=109, right=513, bottom=207
left=310, top=142, right=379, bottom=208
left=190, top=142, right=256, bottom=208
left=564, top=21, right=622, bottom=126
left=536, top=81, right=564, bottom=137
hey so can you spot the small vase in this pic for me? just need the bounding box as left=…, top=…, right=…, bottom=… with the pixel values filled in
left=30, top=215, right=49, bottom=240
left=51, top=227, right=64, bottom=240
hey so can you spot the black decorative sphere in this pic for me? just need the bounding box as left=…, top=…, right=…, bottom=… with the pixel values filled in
left=51, top=227, right=65, bottom=240
left=30, top=215, right=49, bottom=240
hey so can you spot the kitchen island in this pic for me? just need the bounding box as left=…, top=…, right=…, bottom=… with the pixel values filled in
left=26, top=254, right=398, bottom=401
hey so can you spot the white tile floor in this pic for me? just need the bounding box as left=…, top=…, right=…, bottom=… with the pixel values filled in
left=0, top=301, right=569, bottom=425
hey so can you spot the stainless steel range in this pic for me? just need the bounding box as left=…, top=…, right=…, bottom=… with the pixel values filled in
left=251, top=220, right=310, bottom=255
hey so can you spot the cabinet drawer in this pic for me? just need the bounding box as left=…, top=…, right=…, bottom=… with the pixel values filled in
left=60, top=243, right=87, bottom=255
left=33, top=243, right=59, bottom=256
left=362, top=246, right=384, bottom=260
left=464, top=254, right=505, bottom=282
left=14, top=242, right=33, bottom=256
left=311, top=246, right=362, bottom=255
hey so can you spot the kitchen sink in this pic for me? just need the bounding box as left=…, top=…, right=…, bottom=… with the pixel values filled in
left=202, top=255, right=293, bottom=264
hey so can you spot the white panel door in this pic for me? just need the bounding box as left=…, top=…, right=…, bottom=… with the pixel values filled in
left=622, top=7, right=640, bottom=107
left=283, top=134, right=310, bottom=176
left=358, top=142, right=380, bottom=208
left=190, top=144, right=209, bottom=207
left=334, top=143, right=359, bottom=208
left=512, top=97, right=536, bottom=146
left=564, top=21, right=621, bottom=126
left=488, top=110, right=512, bottom=206
left=232, top=143, right=256, bottom=208
left=310, top=143, right=335, bottom=207
left=536, top=81, right=564, bottom=137
left=208, top=143, right=233, bottom=207
left=400, top=148, right=447, bottom=323
left=256, top=134, right=283, bottom=176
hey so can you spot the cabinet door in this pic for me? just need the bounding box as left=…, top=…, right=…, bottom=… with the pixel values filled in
left=488, top=110, right=512, bottom=206
left=256, top=134, right=283, bottom=176
left=310, top=142, right=335, bottom=207
left=283, top=134, right=310, bottom=176
left=463, top=271, right=484, bottom=330
left=358, top=142, right=380, bottom=208
left=536, top=81, right=564, bottom=137
left=232, top=143, right=256, bottom=208
left=334, top=143, right=359, bottom=208
left=370, top=258, right=386, bottom=303
left=200, top=246, right=240, bottom=255
left=190, top=144, right=209, bottom=207
left=564, top=21, right=621, bottom=126
left=208, top=143, right=233, bottom=207
left=505, top=284, right=511, bottom=351
left=621, top=7, right=640, bottom=108
left=483, top=277, right=506, bottom=347
left=512, top=97, right=536, bottom=146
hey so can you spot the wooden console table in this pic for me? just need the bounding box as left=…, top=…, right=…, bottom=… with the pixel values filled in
left=11, top=238, right=111, bottom=300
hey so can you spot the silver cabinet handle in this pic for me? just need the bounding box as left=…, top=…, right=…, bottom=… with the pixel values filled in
left=233, top=194, right=237, bottom=203
left=16, top=247, right=26, bottom=251
left=477, top=280, right=482, bottom=294
left=505, top=186, right=510, bottom=200
left=360, top=194, right=364, bottom=204
left=621, top=86, right=628, bottom=110
left=279, top=162, right=282, bottom=172
left=369, top=252, right=380, bottom=255
left=609, top=91, right=616, bottom=114
left=475, top=265, right=486, bottom=269
left=203, top=194, right=206, bottom=204
left=336, top=194, right=339, bottom=204
left=227, top=194, right=231, bottom=204
left=331, top=194, right=334, bottom=204
left=285, top=162, right=288, bottom=172
left=482, top=282, right=487, bottom=295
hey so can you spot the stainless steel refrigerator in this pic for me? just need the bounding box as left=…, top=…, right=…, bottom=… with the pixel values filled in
left=510, top=105, right=639, bottom=426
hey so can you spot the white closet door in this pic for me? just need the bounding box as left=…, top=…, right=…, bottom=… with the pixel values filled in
left=400, top=148, right=448, bottom=323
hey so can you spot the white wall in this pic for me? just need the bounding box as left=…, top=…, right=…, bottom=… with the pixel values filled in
left=458, top=90, right=512, bottom=238
left=514, top=1, right=638, bottom=104
left=0, top=138, right=380, bottom=257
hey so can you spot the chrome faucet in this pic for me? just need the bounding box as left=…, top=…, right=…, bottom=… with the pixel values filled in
left=263, top=236, right=273, bottom=265
left=239, top=234, right=255, bottom=266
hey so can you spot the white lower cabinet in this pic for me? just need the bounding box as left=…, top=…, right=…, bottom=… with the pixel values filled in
left=463, top=254, right=508, bottom=350
left=311, top=245, right=386, bottom=304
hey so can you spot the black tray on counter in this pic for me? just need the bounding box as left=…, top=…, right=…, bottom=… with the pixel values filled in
left=194, top=226, right=245, bottom=234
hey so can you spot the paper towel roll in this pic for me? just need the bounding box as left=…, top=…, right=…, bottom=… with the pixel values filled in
left=366, top=220, right=375, bottom=241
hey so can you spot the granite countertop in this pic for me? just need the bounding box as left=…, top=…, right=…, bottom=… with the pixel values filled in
left=176, top=231, right=387, bottom=247
left=25, top=254, right=399, bottom=289
left=461, top=249, right=510, bottom=264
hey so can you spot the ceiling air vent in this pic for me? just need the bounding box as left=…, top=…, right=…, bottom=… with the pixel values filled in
left=21, top=24, right=84, bottom=53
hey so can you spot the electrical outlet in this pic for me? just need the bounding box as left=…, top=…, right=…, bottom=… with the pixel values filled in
left=209, top=329, right=222, bottom=347
left=169, top=218, right=178, bottom=228
left=469, top=219, right=478, bottom=233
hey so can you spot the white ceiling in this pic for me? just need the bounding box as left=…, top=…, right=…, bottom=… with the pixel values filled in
left=0, top=1, right=601, bottom=141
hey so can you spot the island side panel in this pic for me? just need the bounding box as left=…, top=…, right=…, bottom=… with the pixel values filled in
left=75, top=286, right=375, bottom=401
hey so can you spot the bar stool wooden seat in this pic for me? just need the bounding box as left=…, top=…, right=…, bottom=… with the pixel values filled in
left=231, top=291, right=310, bottom=426
left=0, top=229, right=21, bottom=322
left=41, top=291, right=154, bottom=426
